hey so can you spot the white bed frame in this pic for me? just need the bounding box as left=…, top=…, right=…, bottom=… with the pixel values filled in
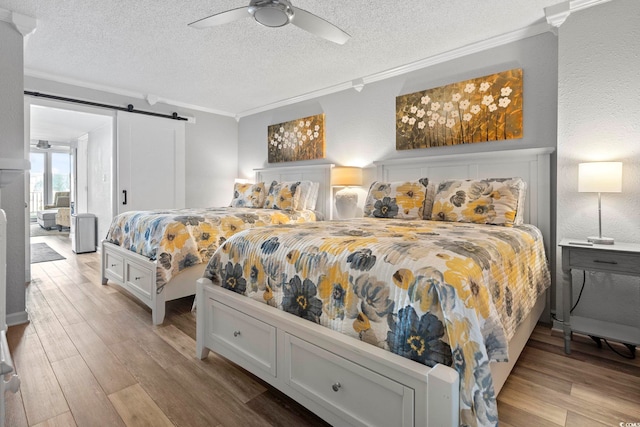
left=101, top=163, right=334, bottom=324
left=196, top=148, right=554, bottom=426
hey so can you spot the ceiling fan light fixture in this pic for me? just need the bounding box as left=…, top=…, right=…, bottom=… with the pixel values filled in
left=249, top=0, right=293, bottom=27
left=190, top=0, right=350, bottom=45
left=36, top=140, right=51, bottom=149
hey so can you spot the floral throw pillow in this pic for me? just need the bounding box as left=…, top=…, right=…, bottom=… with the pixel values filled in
left=431, top=177, right=526, bottom=226
left=264, top=181, right=301, bottom=211
left=363, top=179, right=430, bottom=219
left=230, top=182, right=266, bottom=208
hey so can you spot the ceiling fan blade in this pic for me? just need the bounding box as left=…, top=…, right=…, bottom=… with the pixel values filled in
left=189, top=6, right=251, bottom=29
left=290, top=7, right=350, bottom=45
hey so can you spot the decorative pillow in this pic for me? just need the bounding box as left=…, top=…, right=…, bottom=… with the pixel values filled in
left=363, top=179, right=430, bottom=219
left=513, top=180, right=527, bottom=225
left=306, top=182, right=320, bottom=210
left=422, top=180, right=438, bottom=220
left=264, top=181, right=301, bottom=211
left=230, top=182, right=266, bottom=208
left=295, top=181, right=313, bottom=210
left=430, top=177, right=526, bottom=226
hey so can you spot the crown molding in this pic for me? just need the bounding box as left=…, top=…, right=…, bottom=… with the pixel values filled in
left=235, top=81, right=354, bottom=120
left=238, top=0, right=614, bottom=119
left=24, top=68, right=235, bottom=118
left=0, top=8, right=36, bottom=37
left=546, top=0, right=612, bottom=28
left=236, top=21, right=552, bottom=119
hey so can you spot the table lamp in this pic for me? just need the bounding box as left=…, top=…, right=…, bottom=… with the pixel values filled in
left=331, top=166, right=363, bottom=219
left=578, top=161, right=622, bottom=245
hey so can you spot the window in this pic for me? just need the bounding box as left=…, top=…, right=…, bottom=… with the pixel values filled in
left=51, top=152, right=71, bottom=194
left=29, top=149, right=72, bottom=220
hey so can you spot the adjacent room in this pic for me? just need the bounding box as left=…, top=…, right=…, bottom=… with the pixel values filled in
left=0, top=1, right=638, bottom=426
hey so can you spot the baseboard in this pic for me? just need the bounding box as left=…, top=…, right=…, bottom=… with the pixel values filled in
left=7, top=310, right=29, bottom=327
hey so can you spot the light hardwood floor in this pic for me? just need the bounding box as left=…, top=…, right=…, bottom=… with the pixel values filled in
left=6, top=234, right=640, bottom=426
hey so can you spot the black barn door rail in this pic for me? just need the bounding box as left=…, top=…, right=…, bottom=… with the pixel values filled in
left=24, top=91, right=187, bottom=121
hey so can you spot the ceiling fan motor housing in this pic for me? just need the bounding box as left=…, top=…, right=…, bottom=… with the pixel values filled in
left=248, top=0, right=294, bottom=27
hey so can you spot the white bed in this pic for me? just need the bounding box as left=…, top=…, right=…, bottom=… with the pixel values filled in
left=196, top=147, right=554, bottom=426
left=101, top=163, right=333, bottom=325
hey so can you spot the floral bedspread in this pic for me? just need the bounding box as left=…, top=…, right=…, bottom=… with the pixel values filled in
left=105, top=207, right=317, bottom=291
left=203, top=218, right=550, bottom=427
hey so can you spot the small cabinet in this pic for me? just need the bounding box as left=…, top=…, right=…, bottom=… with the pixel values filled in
left=559, top=239, right=640, bottom=354
left=284, top=334, right=414, bottom=427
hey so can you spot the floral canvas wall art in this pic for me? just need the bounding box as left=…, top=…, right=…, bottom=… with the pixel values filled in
left=268, top=114, right=325, bottom=163
left=396, top=68, right=523, bottom=149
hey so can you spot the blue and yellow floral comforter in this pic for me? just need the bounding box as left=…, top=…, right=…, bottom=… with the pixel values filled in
left=203, top=218, right=550, bottom=427
left=105, top=207, right=317, bottom=290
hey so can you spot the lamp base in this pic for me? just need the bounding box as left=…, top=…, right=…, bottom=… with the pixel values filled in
left=335, top=188, right=358, bottom=219
left=587, top=236, right=615, bottom=245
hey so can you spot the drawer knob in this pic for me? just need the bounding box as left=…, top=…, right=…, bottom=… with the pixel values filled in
left=593, top=259, right=618, bottom=265
left=233, top=331, right=241, bottom=337
left=134, top=276, right=142, bottom=280
left=332, top=382, right=341, bottom=392
left=111, top=264, right=117, bottom=267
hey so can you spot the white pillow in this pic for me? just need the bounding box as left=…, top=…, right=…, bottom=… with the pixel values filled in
left=305, top=182, right=320, bottom=210
left=296, top=181, right=313, bottom=210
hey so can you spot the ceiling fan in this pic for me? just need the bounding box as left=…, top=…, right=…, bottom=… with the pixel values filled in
left=189, top=0, right=350, bottom=45
left=35, top=140, right=51, bottom=150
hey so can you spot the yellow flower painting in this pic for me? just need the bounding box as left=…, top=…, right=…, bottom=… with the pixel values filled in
left=268, top=113, right=325, bottom=163
left=396, top=69, right=523, bottom=149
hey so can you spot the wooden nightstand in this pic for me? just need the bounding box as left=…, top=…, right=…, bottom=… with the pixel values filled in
left=559, top=238, right=640, bottom=354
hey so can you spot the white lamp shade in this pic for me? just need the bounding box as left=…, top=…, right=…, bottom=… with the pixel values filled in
left=578, top=162, right=622, bottom=193
left=331, top=166, right=363, bottom=187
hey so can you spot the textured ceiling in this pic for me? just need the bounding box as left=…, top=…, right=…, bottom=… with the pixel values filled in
left=2, top=0, right=564, bottom=116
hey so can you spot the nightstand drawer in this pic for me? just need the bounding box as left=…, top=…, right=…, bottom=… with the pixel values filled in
left=568, top=249, right=640, bottom=275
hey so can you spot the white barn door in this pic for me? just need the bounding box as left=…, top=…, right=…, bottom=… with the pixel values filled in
left=116, top=112, right=185, bottom=214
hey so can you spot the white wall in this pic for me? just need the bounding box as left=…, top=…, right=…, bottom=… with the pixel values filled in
left=86, top=123, right=113, bottom=241
left=556, top=0, right=640, bottom=326
left=24, top=76, right=239, bottom=209
left=185, top=110, right=238, bottom=208
left=0, top=21, right=28, bottom=324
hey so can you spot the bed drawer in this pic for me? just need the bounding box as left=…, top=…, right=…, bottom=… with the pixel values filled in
left=104, top=250, right=124, bottom=282
left=208, top=299, right=276, bottom=377
left=124, top=261, right=153, bottom=299
left=284, top=334, right=414, bottom=427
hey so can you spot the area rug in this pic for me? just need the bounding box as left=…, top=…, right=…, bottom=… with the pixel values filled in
left=31, top=242, right=66, bottom=263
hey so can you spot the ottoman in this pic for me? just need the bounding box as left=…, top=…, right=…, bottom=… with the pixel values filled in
left=37, top=209, right=58, bottom=229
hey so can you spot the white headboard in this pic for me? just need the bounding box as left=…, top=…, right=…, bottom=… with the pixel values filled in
left=374, top=148, right=554, bottom=254
left=254, top=163, right=334, bottom=220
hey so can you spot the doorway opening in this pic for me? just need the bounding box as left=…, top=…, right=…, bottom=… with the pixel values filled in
left=27, top=99, right=115, bottom=259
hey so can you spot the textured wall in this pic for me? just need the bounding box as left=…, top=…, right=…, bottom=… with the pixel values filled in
left=0, top=21, right=27, bottom=323
left=557, top=0, right=640, bottom=326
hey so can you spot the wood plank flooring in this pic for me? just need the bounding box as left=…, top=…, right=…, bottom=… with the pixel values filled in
left=7, top=234, right=640, bottom=426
